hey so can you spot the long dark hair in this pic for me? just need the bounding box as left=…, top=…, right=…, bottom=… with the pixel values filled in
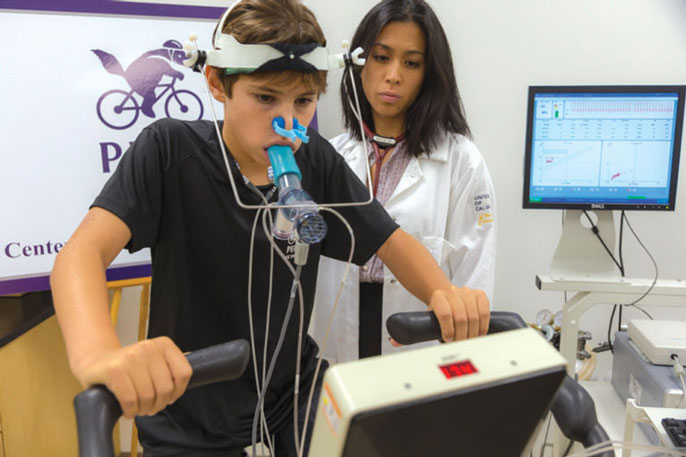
left=341, top=0, right=471, bottom=157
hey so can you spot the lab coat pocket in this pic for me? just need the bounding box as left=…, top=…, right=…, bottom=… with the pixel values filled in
left=420, top=235, right=455, bottom=270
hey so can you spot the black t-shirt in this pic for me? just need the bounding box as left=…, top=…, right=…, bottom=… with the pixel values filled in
left=92, top=118, right=398, bottom=452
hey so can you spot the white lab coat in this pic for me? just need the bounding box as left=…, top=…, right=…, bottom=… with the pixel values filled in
left=311, top=131, right=497, bottom=362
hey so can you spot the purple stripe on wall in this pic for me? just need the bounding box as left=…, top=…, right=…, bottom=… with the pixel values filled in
left=1, top=1, right=224, bottom=20
left=0, top=275, right=51, bottom=295
left=105, top=264, right=152, bottom=282
left=0, top=263, right=152, bottom=295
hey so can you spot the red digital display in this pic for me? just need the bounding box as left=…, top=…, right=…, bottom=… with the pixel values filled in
left=439, top=360, right=478, bottom=379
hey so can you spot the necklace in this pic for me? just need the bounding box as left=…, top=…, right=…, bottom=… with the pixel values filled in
left=233, top=160, right=275, bottom=185
left=233, top=160, right=277, bottom=201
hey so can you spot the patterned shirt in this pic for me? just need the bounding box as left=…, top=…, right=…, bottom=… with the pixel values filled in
left=360, top=140, right=411, bottom=283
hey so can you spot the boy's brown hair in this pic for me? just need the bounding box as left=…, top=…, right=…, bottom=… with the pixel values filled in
left=216, top=0, right=328, bottom=97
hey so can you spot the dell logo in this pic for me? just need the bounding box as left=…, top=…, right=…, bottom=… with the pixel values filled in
left=591, top=204, right=605, bottom=209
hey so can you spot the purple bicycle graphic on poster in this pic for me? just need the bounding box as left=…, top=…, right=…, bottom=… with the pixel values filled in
left=93, top=40, right=204, bottom=130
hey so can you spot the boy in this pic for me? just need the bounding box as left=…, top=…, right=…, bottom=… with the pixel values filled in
left=51, top=0, right=490, bottom=455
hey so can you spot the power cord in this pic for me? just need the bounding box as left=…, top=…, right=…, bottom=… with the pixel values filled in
left=617, top=210, right=626, bottom=332
left=565, top=439, right=686, bottom=456
left=562, top=439, right=574, bottom=456
left=621, top=212, right=657, bottom=318
left=671, top=354, right=686, bottom=408
left=582, top=210, right=624, bottom=275
left=607, top=305, right=617, bottom=354
left=582, top=210, right=657, bottom=355
left=538, top=413, right=553, bottom=457
left=582, top=210, right=624, bottom=354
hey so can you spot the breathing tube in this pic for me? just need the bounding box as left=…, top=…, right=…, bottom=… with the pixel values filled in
left=268, top=117, right=327, bottom=245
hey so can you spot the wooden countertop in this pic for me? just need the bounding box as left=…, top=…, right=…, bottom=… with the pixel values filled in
left=0, top=291, right=54, bottom=349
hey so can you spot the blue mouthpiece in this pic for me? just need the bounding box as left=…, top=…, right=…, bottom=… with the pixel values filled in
left=267, top=145, right=301, bottom=182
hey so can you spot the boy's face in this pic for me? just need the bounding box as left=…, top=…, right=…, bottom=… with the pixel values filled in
left=208, top=69, right=319, bottom=177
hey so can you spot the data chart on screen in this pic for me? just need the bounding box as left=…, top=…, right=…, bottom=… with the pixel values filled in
left=524, top=87, right=684, bottom=210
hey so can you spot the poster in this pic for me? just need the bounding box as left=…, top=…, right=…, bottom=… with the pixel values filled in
left=0, top=2, right=226, bottom=293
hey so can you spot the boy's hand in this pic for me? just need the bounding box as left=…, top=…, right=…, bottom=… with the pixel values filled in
left=429, top=285, right=490, bottom=342
left=71, top=336, right=192, bottom=418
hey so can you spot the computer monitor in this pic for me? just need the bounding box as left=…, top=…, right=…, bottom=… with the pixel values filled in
left=523, top=85, right=685, bottom=211
left=309, top=328, right=567, bottom=457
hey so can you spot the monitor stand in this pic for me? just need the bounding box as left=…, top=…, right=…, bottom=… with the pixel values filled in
left=550, top=210, right=622, bottom=283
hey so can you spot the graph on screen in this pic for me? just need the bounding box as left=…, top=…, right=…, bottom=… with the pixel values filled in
left=524, top=86, right=684, bottom=210
left=533, top=141, right=601, bottom=186
left=599, top=141, right=670, bottom=187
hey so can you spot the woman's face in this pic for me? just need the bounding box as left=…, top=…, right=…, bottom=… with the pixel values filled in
left=360, top=21, right=426, bottom=133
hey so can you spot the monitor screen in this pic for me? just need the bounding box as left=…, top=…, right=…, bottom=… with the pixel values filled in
left=523, top=85, right=685, bottom=210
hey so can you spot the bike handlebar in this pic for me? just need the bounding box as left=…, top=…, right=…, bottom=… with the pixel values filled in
left=73, top=339, right=250, bottom=457
left=386, top=310, right=527, bottom=344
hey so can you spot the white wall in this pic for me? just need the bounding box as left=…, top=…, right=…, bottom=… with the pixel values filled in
left=308, top=0, right=686, bottom=376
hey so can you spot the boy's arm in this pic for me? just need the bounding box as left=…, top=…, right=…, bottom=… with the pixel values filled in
left=51, top=207, right=191, bottom=418
left=376, top=228, right=490, bottom=342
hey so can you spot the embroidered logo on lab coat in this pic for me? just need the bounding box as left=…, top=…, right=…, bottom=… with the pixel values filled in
left=479, top=212, right=494, bottom=226
left=473, top=193, right=494, bottom=226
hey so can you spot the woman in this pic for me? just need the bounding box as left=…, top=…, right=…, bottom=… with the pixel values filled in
left=312, top=0, right=496, bottom=361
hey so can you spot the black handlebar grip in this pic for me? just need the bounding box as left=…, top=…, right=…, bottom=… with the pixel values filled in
left=74, top=339, right=250, bottom=457
left=483, top=311, right=528, bottom=334
left=386, top=311, right=441, bottom=345
left=74, top=385, right=121, bottom=457
left=184, top=339, right=251, bottom=389
left=386, top=310, right=527, bottom=345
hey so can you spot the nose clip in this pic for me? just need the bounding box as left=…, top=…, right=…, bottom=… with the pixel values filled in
left=272, top=117, right=310, bottom=144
